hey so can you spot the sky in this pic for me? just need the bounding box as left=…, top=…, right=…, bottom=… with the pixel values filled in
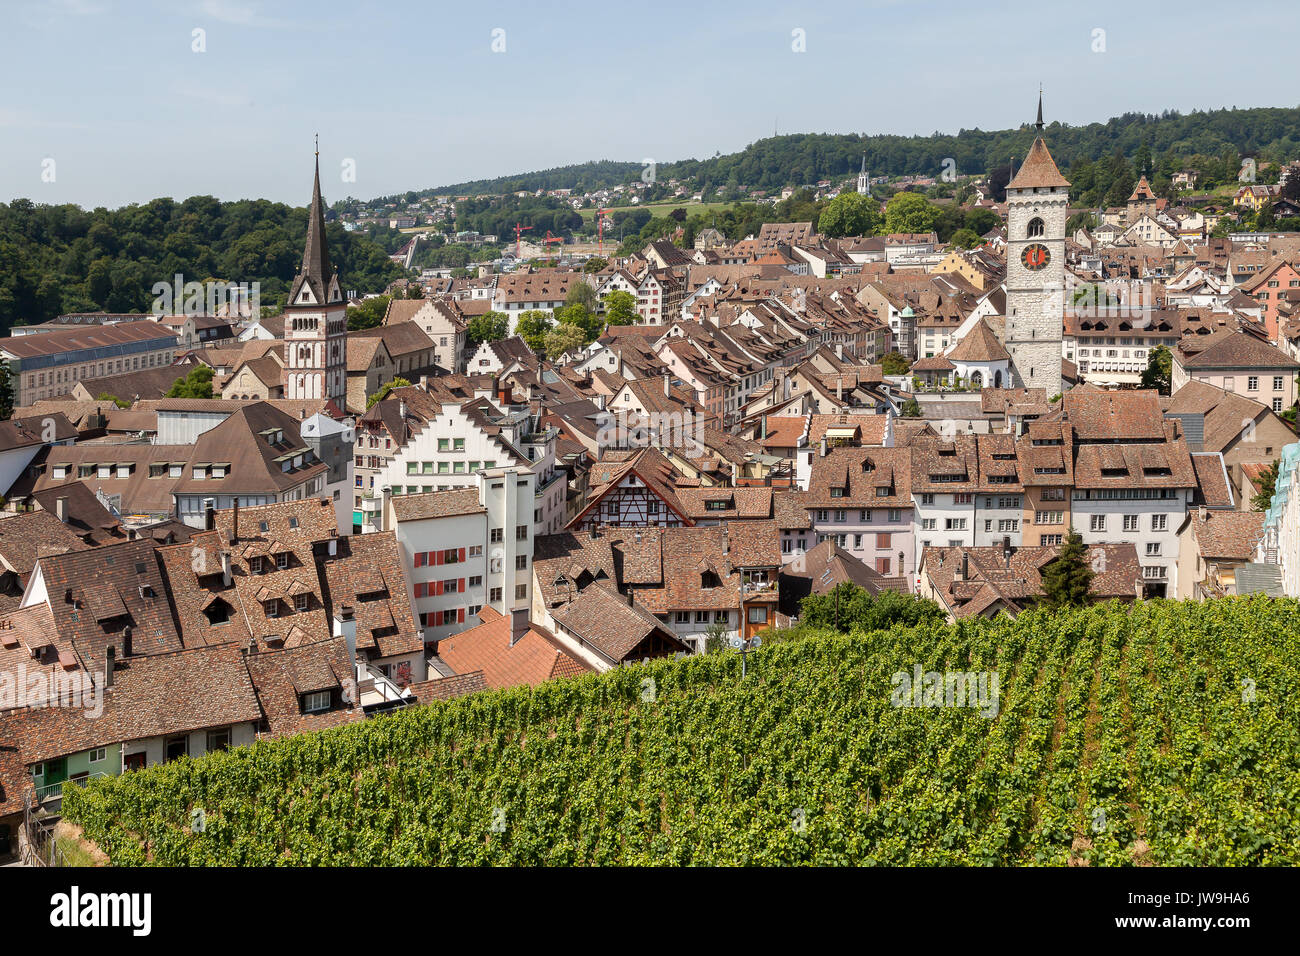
left=0, top=0, right=1295, bottom=209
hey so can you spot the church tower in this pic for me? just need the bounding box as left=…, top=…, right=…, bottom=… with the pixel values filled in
left=285, top=148, right=347, bottom=403
left=857, top=154, right=870, bottom=195
left=1004, top=93, right=1068, bottom=399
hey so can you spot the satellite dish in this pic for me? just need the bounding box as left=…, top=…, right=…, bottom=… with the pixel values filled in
left=750, top=635, right=762, bottom=648
left=728, top=636, right=744, bottom=649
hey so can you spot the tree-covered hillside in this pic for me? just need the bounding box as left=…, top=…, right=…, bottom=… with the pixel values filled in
left=417, top=106, right=1300, bottom=198
left=63, top=597, right=1300, bottom=866
left=0, top=196, right=408, bottom=334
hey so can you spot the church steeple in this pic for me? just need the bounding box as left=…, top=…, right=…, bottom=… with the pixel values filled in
left=1035, top=87, right=1044, bottom=133
left=288, top=141, right=337, bottom=307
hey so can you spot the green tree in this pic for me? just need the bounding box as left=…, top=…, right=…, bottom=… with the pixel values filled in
left=366, top=377, right=412, bottom=410
left=881, top=350, right=911, bottom=375
left=555, top=303, right=602, bottom=342
left=1039, top=529, right=1094, bottom=609
left=901, top=397, right=922, bottom=417
left=884, top=191, right=941, bottom=235
left=1251, top=459, right=1280, bottom=511
left=515, top=310, right=554, bottom=353
left=346, top=294, right=391, bottom=331
left=582, top=256, right=608, bottom=274
left=789, top=583, right=944, bottom=636
left=1140, top=345, right=1172, bottom=394
left=703, top=618, right=729, bottom=654
left=603, top=290, right=639, bottom=326
left=564, top=281, right=597, bottom=312
left=405, top=283, right=425, bottom=299
left=949, top=227, right=980, bottom=249
left=816, top=192, right=882, bottom=238
left=96, top=392, right=131, bottom=409
left=543, top=323, right=587, bottom=360
left=0, top=359, right=13, bottom=420
left=164, top=365, right=214, bottom=399
left=465, top=311, right=509, bottom=350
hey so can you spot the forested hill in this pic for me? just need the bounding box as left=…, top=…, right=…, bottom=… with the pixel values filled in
left=421, top=106, right=1300, bottom=197
left=0, top=196, right=408, bottom=333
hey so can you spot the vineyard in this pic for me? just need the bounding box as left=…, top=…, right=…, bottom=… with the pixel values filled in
left=62, top=597, right=1300, bottom=865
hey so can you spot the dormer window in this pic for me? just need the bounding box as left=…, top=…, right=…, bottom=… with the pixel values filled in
left=705, top=499, right=728, bottom=511
left=830, top=487, right=845, bottom=498
left=701, top=570, right=721, bottom=589
left=249, top=556, right=264, bottom=574
left=275, top=553, right=290, bottom=570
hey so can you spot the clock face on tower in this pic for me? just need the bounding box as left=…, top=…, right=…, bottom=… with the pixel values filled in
left=1021, top=243, right=1051, bottom=271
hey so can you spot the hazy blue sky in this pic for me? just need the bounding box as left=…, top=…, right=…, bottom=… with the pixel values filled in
left=1, top=0, right=1293, bottom=208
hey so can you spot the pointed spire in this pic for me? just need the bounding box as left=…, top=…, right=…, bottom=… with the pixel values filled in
left=1036, top=86, right=1044, bottom=133
left=289, top=142, right=336, bottom=306
left=860, top=153, right=867, bottom=174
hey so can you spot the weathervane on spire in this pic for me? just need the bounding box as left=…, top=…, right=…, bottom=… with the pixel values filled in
left=314, top=132, right=319, bottom=157
left=1036, top=85, right=1044, bottom=133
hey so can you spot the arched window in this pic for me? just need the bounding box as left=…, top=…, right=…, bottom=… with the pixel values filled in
left=1026, top=217, right=1045, bottom=238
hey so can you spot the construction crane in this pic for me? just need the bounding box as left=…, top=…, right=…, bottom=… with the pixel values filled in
left=513, top=222, right=533, bottom=258
left=596, top=208, right=613, bottom=256
left=543, top=230, right=564, bottom=262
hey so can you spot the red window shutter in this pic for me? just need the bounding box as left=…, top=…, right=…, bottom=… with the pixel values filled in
left=414, top=552, right=426, bottom=568
left=459, top=547, right=466, bottom=562
left=434, top=550, right=442, bottom=565
left=459, top=578, right=465, bottom=593
left=432, top=610, right=442, bottom=627
left=414, top=582, right=424, bottom=599
left=435, top=580, right=444, bottom=596
left=458, top=608, right=465, bottom=623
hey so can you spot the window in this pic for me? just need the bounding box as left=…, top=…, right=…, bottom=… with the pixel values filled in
left=514, top=584, right=527, bottom=600
left=295, top=594, right=310, bottom=613
left=1274, top=398, right=1284, bottom=412
left=468, top=545, right=483, bottom=557
left=490, top=528, right=503, bottom=543
left=165, top=736, right=188, bottom=762
left=675, top=611, right=690, bottom=623
left=515, top=555, right=528, bottom=570
left=715, top=610, right=728, bottom=622
left=877, top=532, right=891, bottom=548
left=1090, top=514, right=1106, bottom=532
left=1248, top=376, right=1259, bottom=391
left=834, top=510, right=846, bottom=522
left=1040, top=534, right=1062, bottom=546
left=921, top=518, right=936, bottom=531
left=875, top=557, right=891, bottom=574
left=489, top=587, right=502, bottom=603
left=1041, top=488, right=1065, bottom=501
left=1123, top=514, right=1139, bottom=532
left=443, top=549, right=460, bottom=564
left=854, top=534, right=863, bottom=549
left=516, top=525, right=528, bottom=541
left=207, top=728, right=231, bottom=752
left=249, top=556, right=263, bottom=574
left=1026, top=217, right=1045, bottom=238
left=748, top=606, right=768, bottom=624
left=1274, top=376, right=1285, bottom=390
left=276, top=552, right=289, bottom=570
left=696, top=610, right=710, bottom=624
left=1142, top=565, right=1167, bottom=579
left=89, top=747, right=106, bottom=763
left=1035, top=511, right=1064, bottom=525
left=1146, top=542, right=1161, bottom=556
left=815, top=509, right=829, bottom=521
left=265, top=599, right=280, bottom=619
left=468, top=575, right=483, bottom=588
left=1151, top=514, right=1167, bottom=531
left=304, top=691, right=331, bottom=713
left=830, top=487, right=845, bottom=498
left=920, top=494, right=934, bottom=506
left=998, top=519, right=1018, bottom=533
left=888, top=509, right=901, bottom=522
left=860, top=509, right=871, bottom=522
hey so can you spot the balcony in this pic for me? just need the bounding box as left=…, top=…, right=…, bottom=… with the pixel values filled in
left=35, top=771, right=109, bottom=807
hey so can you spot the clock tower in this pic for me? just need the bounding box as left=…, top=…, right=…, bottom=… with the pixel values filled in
left=1004, top=93, right=1068, bottom=399
left=285, top=148, right=347, bottom=403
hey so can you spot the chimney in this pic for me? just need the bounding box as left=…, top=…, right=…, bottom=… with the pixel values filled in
left=55, top=496, right=68, bottom=523
left=962, top=552, right=969, bottom=581
left=122, top=625, right=132, bottom=658
left=220, top=551, right=232, bottom=587
left=1199, top=505, right=1208, bottom=521
left=328, top=532, right=338, bottom=557
left=953, top=552, right=965, bottom=582
left=230, top=498, right=239, bottom=545
left=419, top=375, right=428, bottom=389
left=334, top=605, right=357, bottom=660
left=104, top=644, right=115, bottom=690
left=399, top=399, right=408, bottom=419
left=819, top=437, right=828, bottom=457
left=509, top=608, right=530, bottom=647
left=247, top=636, right=258, bottom=656
left=203, top=498, right=216, bottom=531
left=626, top=590, right=634, bottom=607
left=663, top=371, right=671, bottom=398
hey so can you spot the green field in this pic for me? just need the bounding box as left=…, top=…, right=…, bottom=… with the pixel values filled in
left=577, top=199, right=734, bottom=223
left=62, top=597, right=1300, bottom=865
